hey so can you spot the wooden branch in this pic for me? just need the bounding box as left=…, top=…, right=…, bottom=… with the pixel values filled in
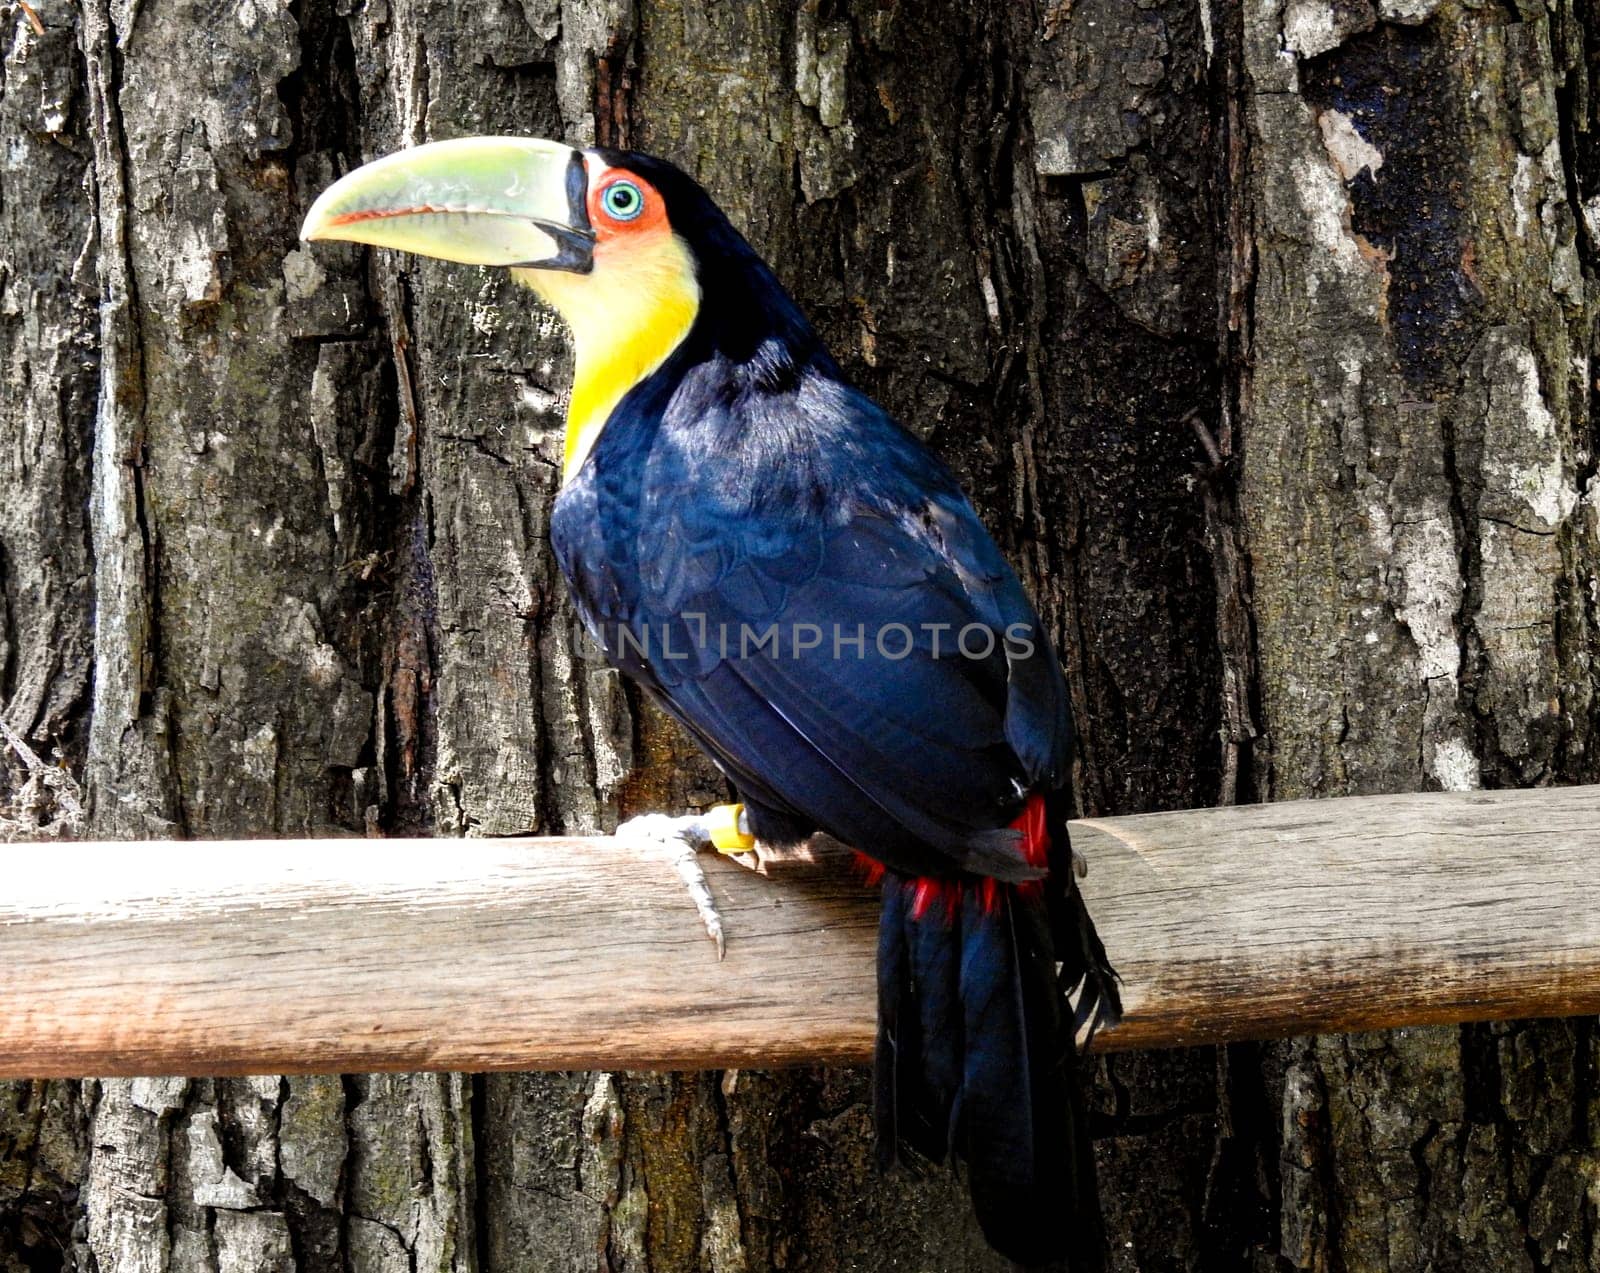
left=1, top=786, right=1596, bottom=1078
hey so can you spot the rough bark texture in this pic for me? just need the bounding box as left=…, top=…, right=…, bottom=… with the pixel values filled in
left=0, top=1, right=1595, bottom=1271
left=1242, top=3, right=1600, bottom=1270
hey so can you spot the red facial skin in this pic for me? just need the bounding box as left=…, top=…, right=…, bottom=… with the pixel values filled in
left=586, top=166, right=671, bottom=259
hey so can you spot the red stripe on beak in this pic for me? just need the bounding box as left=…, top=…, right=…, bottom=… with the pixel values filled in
left=325, top=205, right=446, bottom=225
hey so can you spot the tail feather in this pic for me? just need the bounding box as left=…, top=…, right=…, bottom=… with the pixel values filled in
left=1061, top=883, right=1121, bottom=1045
left=876, top=786, right=1113, bottom=1260
left=874, top=885, right=961, bottom=1166
left=1048, top=810, right=1123, bottom=1046
left=956, top=885, right=1043, bottom=1178
left=873, top=886, right=914, bottom=1169
left=873, top=847, right=1117, bottom=1269
left=912, top=899, right=964, bottom=1156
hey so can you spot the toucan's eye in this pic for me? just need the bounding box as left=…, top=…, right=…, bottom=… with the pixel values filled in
left=602, top=180, right=645, bottom=222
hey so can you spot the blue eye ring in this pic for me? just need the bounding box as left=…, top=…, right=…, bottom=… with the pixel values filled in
left=602, top=179, right=645, bottom=221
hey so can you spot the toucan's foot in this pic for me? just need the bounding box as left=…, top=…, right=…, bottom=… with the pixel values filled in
left=614, top=804, right=755, bottom=960
left=1072, top=844, right=1088, bottom=879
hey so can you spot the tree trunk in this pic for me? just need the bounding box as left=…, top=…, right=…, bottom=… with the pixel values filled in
left=0, top=0, right=1594, bottom=1270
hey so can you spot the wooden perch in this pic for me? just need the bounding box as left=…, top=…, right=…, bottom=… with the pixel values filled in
left=1, top=786, right=1596, bottom=1079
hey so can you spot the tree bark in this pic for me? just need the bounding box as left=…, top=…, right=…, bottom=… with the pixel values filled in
left=0, top=1, right=1594, bottom=1271
left=1240, top=3, right=1600, bottom=1270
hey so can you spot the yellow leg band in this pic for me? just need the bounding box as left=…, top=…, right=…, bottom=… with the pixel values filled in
left=706, top=803, right=756, bottom=854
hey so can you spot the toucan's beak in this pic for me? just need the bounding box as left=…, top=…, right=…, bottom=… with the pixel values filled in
left=299, top=136, right=593, bottom=273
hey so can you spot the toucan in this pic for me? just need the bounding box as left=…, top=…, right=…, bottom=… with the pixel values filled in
left=302, top=136, right=1121, bottom=1269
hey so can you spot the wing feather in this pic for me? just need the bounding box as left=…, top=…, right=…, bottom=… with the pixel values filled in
left=553, top=369, right=1071, bottom=880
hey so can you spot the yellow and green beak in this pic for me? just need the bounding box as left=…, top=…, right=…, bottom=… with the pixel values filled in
left=299, top=136, right=594, bottom=273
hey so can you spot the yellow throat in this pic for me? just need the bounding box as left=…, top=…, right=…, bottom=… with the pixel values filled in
left=514, top=232, right=701, bottom=480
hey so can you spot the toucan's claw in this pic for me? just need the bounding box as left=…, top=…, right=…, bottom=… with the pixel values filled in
left=720, top=848, right=762, bottom=875
left=615, top=812, right=728, bottom=959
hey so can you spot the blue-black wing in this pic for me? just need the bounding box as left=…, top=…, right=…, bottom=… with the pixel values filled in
left=552, top=359, right=1071, bottom=882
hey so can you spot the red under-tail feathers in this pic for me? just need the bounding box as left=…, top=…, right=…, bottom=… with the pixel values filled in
left=871, top=791, right=1120, bottom=1270
left=856, top=792, right=1051, bottom=919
